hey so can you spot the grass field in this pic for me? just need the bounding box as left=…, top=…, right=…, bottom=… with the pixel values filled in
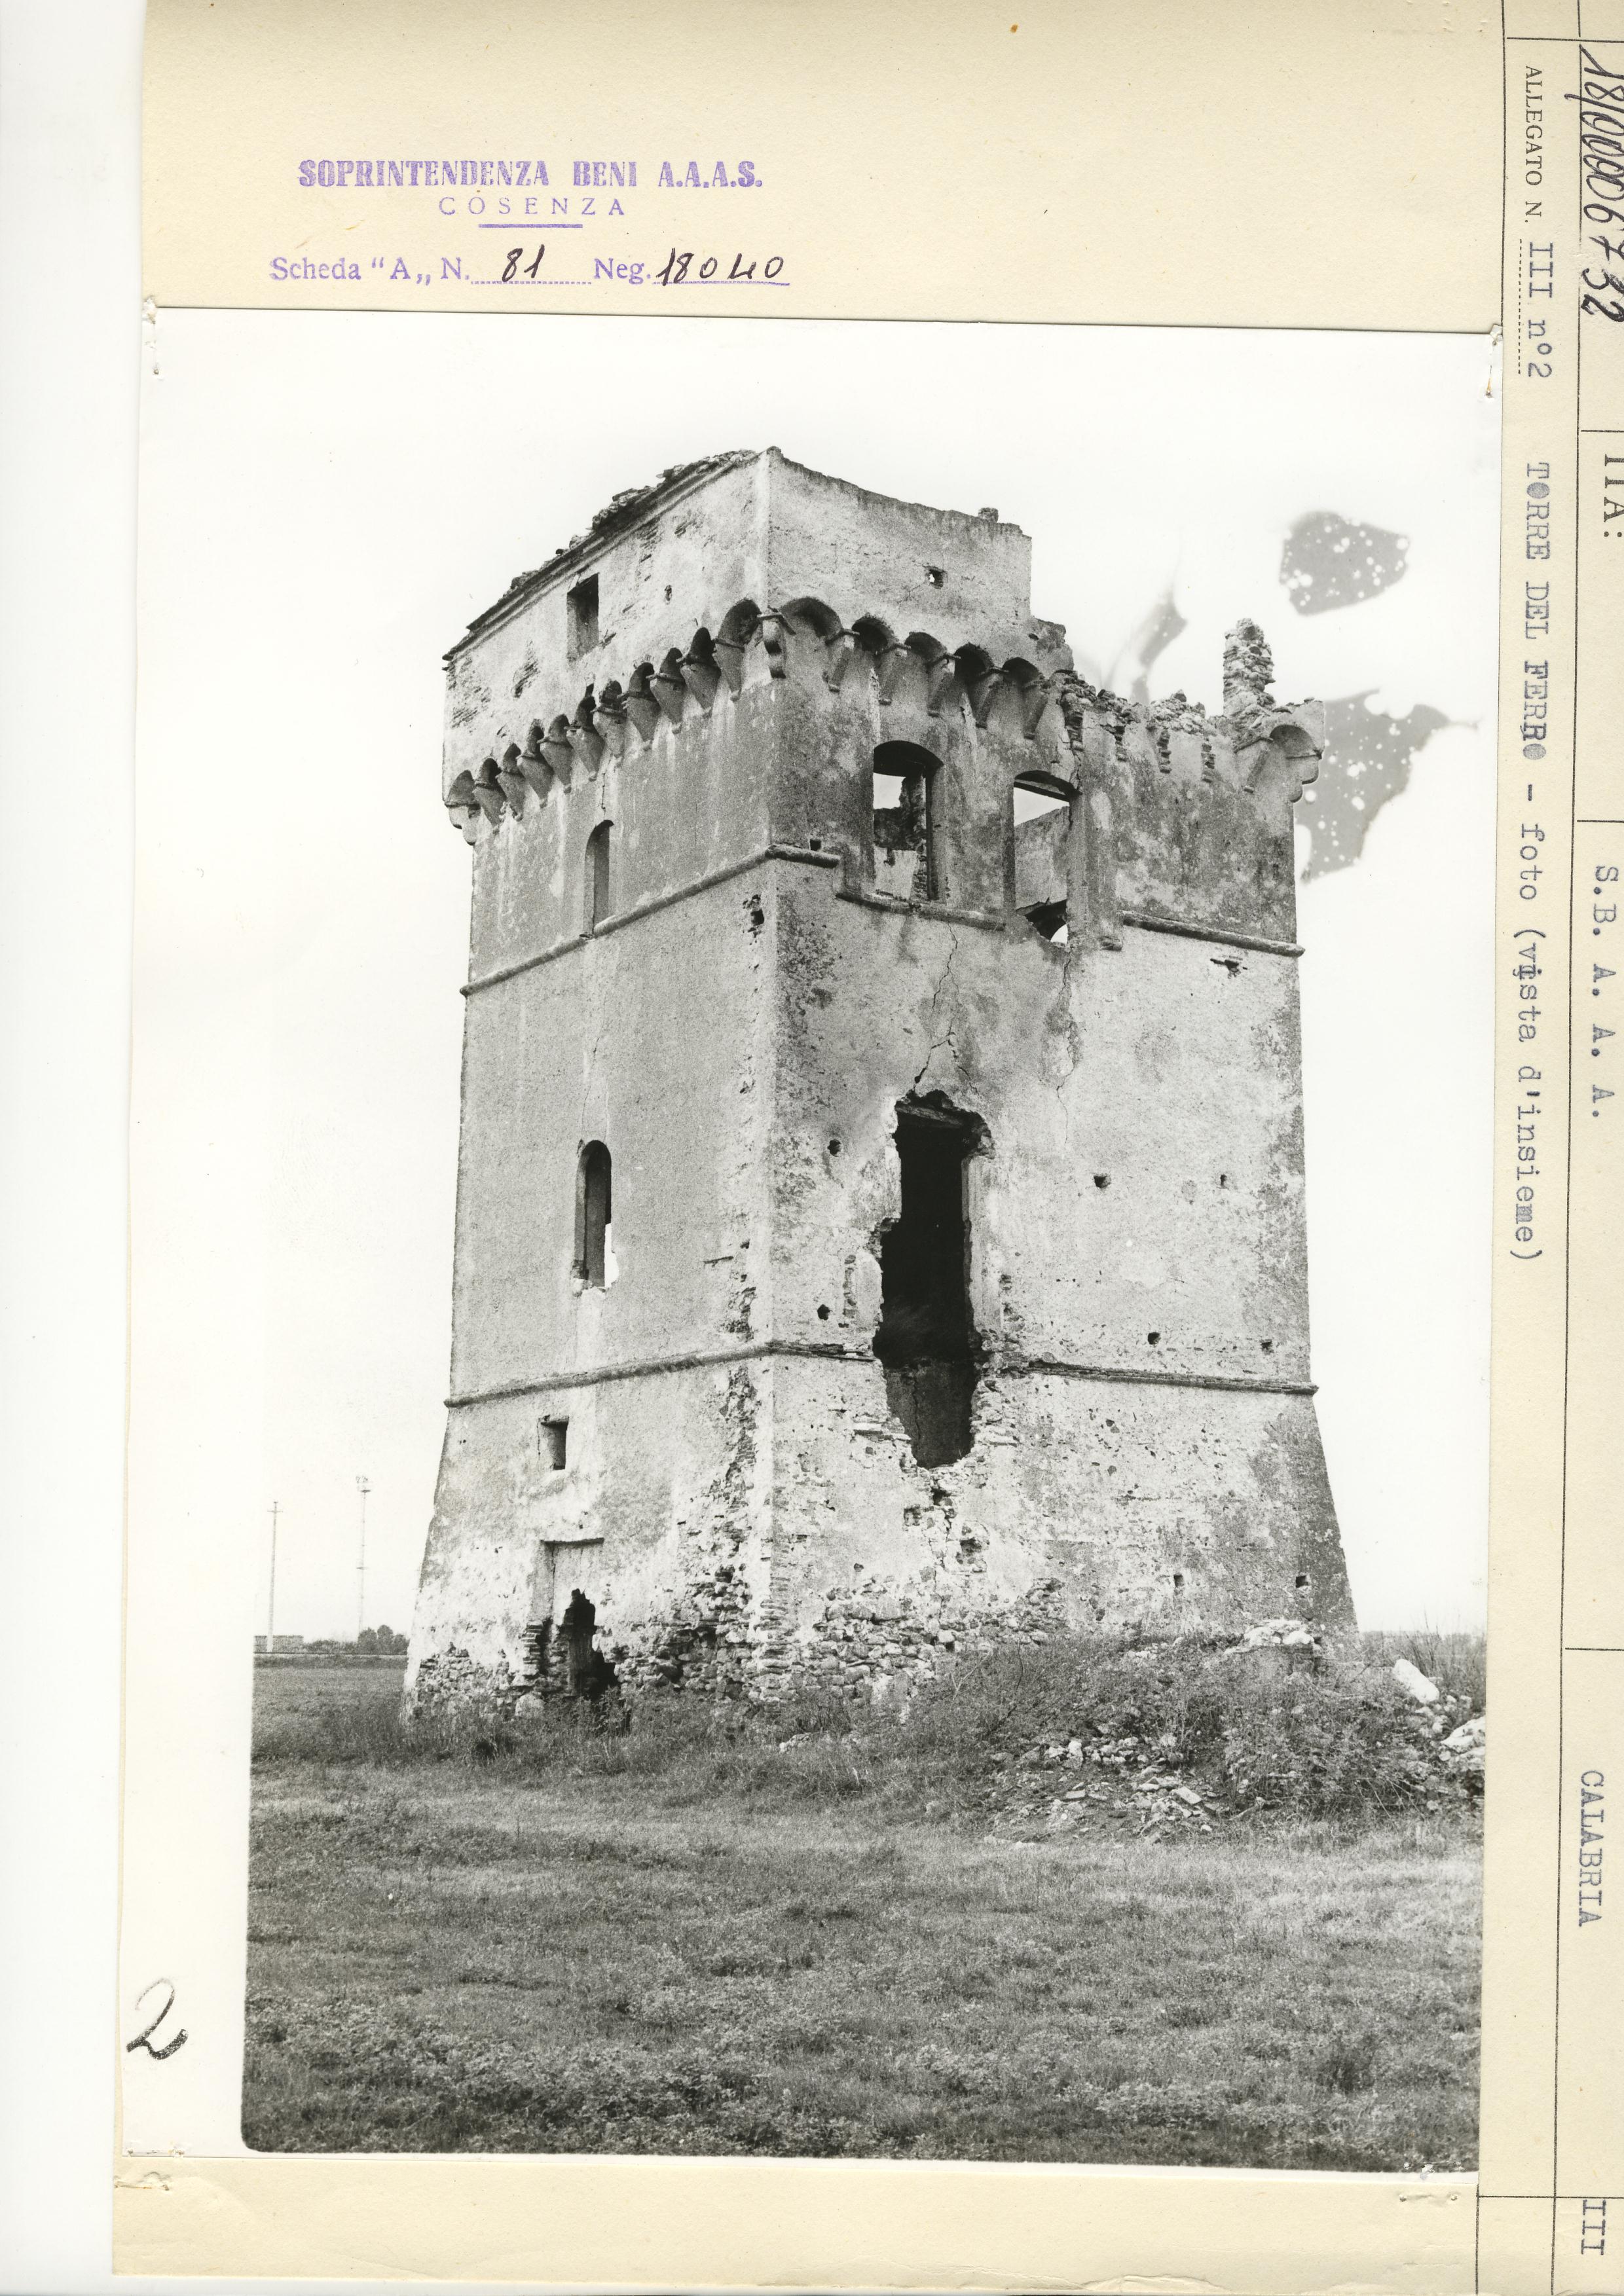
left=244, top=1660, right=1480, bottom=2168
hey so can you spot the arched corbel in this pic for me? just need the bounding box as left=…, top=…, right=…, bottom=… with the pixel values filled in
left=823, top=630, right=860, bottom=691
left=876, top=644, right=918, bottom=709
left=678, top=630, right=722, bottom=712
left=851, top=614, right=896, bottom=655
left=623, top=665, right=663, bottom=742
left=1022, top=680, right=1058, bottom=740
left=772, top=598, right=842, bottom=687
left=900, top=632, right=951, bottom=720
left=715, top=602, right=762, bottom=698
left=541, top=714, right=576, bottom=785
left=1238, top=701, right=1325, bottom=798
left=517, top=725, right=554, bottom=803
left=568, top=691, right=606, bottom=774
left=1223, top=617, right=1323, bottom=796
left=925, top=653, right=958, bottom=718
left=996, top=660, right=1046, bottom=740
left=496, top=743, right=530, bottom=813
left=836, top=614, right=895, bottom=697
left=951, top=646, right=995, bottom=725
left=652, top=649, right=688, bottom=725
left=970, top=670, right=1006, bottom=727
left=445, top=769, right=481, bottom=845
left=471, top=762, right=506, bottom=824
left=592, top=682, right=629, bottom=759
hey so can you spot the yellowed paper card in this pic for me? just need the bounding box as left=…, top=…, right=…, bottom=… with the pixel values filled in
left=1478, top=14, right=1624, bottom=2293
left=143, top=0, right=1499, bottom=331
left=118, top=0, right=1624, bottom=2287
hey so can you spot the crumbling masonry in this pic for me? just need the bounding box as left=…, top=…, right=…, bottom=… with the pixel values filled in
left=406, top=449, right=1354, bottom=1710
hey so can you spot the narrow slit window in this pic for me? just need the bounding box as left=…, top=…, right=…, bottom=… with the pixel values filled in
left=1011, top=776, right=1073, bottom=943
left=871, top=740, right=940, bottom=903
left=585, top=820, right=613, bottom=928
left=576, top=1140, right=612, bottom=1288
left=540, top=1418, right=568, bottom=1470
left=566, top=573, right=599, bottom=658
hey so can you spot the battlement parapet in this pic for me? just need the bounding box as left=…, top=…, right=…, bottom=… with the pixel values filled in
left=445, top=598, right=1322, bottom=957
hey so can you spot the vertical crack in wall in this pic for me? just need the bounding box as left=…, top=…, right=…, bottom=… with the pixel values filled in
left=913, top=926, right=964, bottom=1086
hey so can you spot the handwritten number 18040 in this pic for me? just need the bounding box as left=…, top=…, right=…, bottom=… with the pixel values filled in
left=656, top=249, right=784, bottom=285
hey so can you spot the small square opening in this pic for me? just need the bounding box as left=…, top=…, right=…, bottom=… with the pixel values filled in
left=566, top=574, right=599, bottom=658
left=541, top=1418, right=568, bottom=1470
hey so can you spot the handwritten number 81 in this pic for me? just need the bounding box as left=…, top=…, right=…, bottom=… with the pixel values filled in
left=501, top=246, right=546, bottom=283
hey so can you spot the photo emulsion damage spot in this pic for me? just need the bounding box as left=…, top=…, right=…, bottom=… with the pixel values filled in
left=206, top=328, right=1490, bottom=2174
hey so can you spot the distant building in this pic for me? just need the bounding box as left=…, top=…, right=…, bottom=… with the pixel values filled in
left=409, top=449, right=1352, bottom=1711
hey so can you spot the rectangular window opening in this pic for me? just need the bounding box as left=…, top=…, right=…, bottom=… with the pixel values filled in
left=540, top=1417, right=568, bottom=1470
left=872, top=743, right=939, bottom=903
left=566, top=573, right=600, bottom=658
left=1012, top=778, right=1072, bottom=943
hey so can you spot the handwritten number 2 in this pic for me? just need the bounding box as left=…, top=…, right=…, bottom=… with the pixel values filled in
left=126, top=1978, right=187, bottom=2060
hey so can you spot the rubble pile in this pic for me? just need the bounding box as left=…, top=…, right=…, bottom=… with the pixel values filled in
left=982, top=1634, right=1486, bottom=1837
left=999, top=1733, right=1223, bottom=1837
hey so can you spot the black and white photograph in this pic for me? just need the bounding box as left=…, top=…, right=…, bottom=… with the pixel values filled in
left=130, top=312, right=1496, bottom=2175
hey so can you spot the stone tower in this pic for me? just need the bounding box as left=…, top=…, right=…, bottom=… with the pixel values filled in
left=407, top=448, right=1352, bottom=1709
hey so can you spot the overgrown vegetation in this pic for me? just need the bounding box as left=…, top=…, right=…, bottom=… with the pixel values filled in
left=254, top=1628, right=1484, bottom=1830
left=244, top=1636, right=1481, bottom=2166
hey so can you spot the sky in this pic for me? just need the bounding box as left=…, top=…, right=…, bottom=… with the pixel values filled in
left=136, top=312, right=1499, bottom=1636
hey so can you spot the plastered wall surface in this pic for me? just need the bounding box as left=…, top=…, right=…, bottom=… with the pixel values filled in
left=410, top=450, right=1352, bottom=1706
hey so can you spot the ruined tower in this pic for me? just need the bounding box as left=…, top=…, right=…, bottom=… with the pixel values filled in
left=407, top=448, right=1352, bottom=1708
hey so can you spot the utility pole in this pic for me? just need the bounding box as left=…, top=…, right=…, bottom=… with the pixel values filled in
left=355, top=1476, right=371, bottom=1639
left=267, top=1500, right=281, bottom=1654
